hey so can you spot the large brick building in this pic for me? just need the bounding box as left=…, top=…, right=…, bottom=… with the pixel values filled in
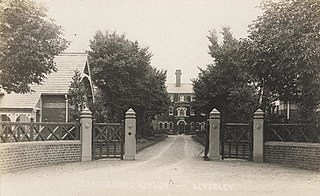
left=153, top=70, right=207, bottom=134
left=0, top=53, right=93, bottom=123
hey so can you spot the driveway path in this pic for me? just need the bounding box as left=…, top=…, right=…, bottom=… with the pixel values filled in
left=1, top=135, right=319, bottom=196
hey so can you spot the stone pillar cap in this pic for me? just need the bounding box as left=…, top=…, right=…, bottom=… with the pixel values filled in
left=80, top=107, right=92, bottom=117
left=210, top=108, right=220, bottom=115
left=254, top=108, right=265, bottom=118
left=126, top=108, right=136, bottom=116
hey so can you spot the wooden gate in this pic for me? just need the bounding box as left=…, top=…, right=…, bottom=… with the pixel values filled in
left=92, top=122, right=124, bottom=160
left=221, top=123, right=252, bottom=160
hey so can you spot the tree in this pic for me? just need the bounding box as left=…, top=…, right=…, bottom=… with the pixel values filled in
left=0, top=0, right=69, bottom=93
left=88, top=31, right=169, bottom=136
left=240, top=0, right=320, bottom=121
left=68, top=70, right=87, bottom=121
left=193, top=27, right=258, bottom=122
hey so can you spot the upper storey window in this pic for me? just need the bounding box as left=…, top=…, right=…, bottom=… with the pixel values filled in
left=170, top=95, right=174, bottom=102
left=177, top=107, right=187, bottom=116
left=169, top=106, right=174, bottom=116
left=190, top=109, right=195, bottom=116
left=179, top=95, right=185, bottom=102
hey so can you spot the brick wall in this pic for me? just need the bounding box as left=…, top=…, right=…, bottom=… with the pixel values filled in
left=264, top=141, right=320, bottom=170
left=0, top=141, right=81, bottom=174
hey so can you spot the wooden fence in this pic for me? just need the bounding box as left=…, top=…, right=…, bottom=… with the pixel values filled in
left=265, top=123, right=320, bottom=143
left=0, top=122, right=80, bottom=143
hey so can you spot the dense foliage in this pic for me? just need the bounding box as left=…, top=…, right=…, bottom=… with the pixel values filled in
left=68, top=70, right=87, bottom=121
left=241, top=0, right=320, bottom=121
left=193, top=27, right=258, bottom=122
left=88, top=31, right=169, bottom=136
left=0, top=0, right=68, bottom=93
left=194, top=0, right=320, bottom=122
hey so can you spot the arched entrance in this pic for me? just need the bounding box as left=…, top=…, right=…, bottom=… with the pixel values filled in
left=177, top=120, right=186, bottom=134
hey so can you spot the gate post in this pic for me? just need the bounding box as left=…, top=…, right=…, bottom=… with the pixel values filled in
left=125, top=108, right=136, bottom=160
left=80, top=107, right=92, bottom=161
left=209, top=108, right=221, bottom=161
left=253, top=109, right=265, bottom=163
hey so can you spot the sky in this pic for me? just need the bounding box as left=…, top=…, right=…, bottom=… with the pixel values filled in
left=40, top=0, right=264, bottom=83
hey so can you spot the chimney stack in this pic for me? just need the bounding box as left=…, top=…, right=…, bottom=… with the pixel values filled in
left=175, top=69, right=182, bottom=87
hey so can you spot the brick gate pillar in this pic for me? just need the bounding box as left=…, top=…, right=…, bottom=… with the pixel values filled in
left=209, top=108, right=221, bottom=161
left=253, top=109, right=265, bottom=163
left=80, top=107, right=93, bottom=161
left=125, top=108, right=136, bottom=160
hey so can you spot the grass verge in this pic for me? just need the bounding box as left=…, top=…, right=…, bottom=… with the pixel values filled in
left=136, top=134, right=168, bottom=152
left=191, top=134, right=206, bottom=146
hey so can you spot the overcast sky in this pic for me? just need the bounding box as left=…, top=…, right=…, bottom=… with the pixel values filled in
left=40, top=0, right=264, bottom=83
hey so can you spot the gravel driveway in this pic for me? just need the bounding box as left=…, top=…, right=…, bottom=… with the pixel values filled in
left=1, top=135, right=319, bottom=196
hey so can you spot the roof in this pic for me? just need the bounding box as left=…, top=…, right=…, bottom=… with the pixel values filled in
left=0, top=53, right=89, bottom=109
left=166, top=83, right=193, bottom=94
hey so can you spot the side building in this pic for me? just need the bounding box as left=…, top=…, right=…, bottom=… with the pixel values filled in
left=152, top=70, right=207, bottom=134
left=0, top=52, right=93, bottom=123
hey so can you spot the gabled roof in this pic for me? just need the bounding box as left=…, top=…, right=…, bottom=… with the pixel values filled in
left=166, top=83, right=193, bottom=94
left=0, top=53, right=89, bottom=109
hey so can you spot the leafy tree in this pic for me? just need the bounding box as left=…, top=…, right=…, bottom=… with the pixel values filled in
left=68, top=70, right=87, bottom=121
left=240, top=0, right=320, bottom=122
left=88, top=31, right=169, bottom=136
left=0, top=0, right=68, bottom=93
left=193, top=27, right=258, bottom=122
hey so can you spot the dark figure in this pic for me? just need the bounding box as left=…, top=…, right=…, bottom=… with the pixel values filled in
left=203, top=125, right=209, bottom=161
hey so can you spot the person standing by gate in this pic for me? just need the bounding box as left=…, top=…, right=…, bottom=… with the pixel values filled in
left=203, top=122, right=209, bottom=160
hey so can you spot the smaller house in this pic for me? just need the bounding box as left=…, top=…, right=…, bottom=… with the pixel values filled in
left=0, top=53, right=93, bottom=123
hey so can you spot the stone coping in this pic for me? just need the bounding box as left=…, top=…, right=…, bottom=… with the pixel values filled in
left=265, top=141, right=320, bottom=148
left=0, top=140, right=81, bottom=147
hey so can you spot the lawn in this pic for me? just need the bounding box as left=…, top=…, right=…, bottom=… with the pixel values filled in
left=136, top=134, right=168, bottom=152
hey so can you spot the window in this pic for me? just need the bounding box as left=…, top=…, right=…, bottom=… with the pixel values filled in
left=15, top=114, right=30, bottom=122
left=1, top=114, right=11, bottom=122
left=174, top=94, right=179, bottom=102
left=169, top=122, right=173, bottom=130
left=177, top=107, right=187, bottom=116
left=200, top=122, right=205, bottom=131
left=169, top=106, right=174, bottom=116
left=179, top=95, right=185, bottom=102
left=159, top=122, right=163, bottom=129
left=190, top=109, right=195, bottom=116
left=164, top=122, right=168, bottom=129
left=196, top=122, right=200, bottom=130
left=186, top=96, right=191, bottom=102
left=170, top=95, right=174, bottom=102
left=190, top=122, right=194, bottom=130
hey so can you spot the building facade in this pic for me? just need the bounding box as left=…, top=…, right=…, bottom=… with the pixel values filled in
left=153, top=70, right=207, bottom=134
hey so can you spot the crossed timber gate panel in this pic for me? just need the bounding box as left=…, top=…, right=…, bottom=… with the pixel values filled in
left=92, top=123, right=124, bottom=160
left=221, top=123, right=253, bottom=160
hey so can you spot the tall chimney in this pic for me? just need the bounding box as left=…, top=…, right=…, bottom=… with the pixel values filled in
left=175, top=69, right=182, bottom=87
